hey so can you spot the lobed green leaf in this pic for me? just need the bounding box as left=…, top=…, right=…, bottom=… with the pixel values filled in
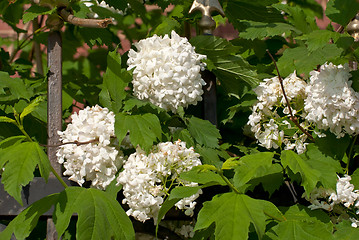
left=0, top=142, right=51, bottom=205
left=0, top=194, right=59, bottom=240
left=54, top=187, right=135, bottom=240
left=115, top=113, right=162, bottom=151
left=187, top=116, right=221, bottom=149
left=195, top=192, right=284, bottom=240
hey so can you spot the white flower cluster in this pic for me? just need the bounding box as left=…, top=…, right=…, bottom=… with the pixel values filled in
left=127, top=31, right=207, bottom=113
left=247, top=71, right=310, bottom=154
left=57, top=105, right=123, bottom=190
left=305, top=63, right=359, bottom=138
left=307, top=175, right=359, bottom=228
left=117, top=140, right=202, bottom=222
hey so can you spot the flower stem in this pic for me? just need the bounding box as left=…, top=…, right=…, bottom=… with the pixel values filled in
left=266, top=50, right=315, bottom=142
left=217, top=170, right=240, bottom=194
left=50, top=165, right=68, bottom=188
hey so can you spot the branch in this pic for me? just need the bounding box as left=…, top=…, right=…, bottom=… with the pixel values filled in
left=40, top=138, right=99, bottom=148
left=59, top=9, right=113, bottom=28
left=266, top=50, right=315, bottom=142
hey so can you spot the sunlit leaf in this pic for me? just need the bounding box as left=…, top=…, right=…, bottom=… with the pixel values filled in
left=0, top=142, right=51, bottom=205
left=54, top=187, right=134, bottom=240
left=195, top=192, right=284, bottom=240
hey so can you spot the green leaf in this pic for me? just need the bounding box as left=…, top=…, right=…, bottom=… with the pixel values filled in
left=23, top=5, right=56, bottom=24
left=194, top=192, right=284, bottom=240
left=196, top=146, right=223, bottom=169
left=326, top=0, right=359, bottom=26
left=190, top=36, right=240, bottom=59
left=350, top=168, right=359, bottom=189
left=20, top=96, right=45, bottom=122
left=115, top=113, right=162, bottom=151
left=274, top=3, right=319, bottom=34
left=334, top=224, right=359, bottom=240
left=267, top=205, right=333, bottom=239
left=281, top=204, right=331, bottom=225
left=0, top=116, right=16, bottom=124
left=187, top=116, right=220, bottom=148
left=295, top=30, right=342, bottom=52
left=179, top=166, right=227, bottom=186
left=246, top=164, right=283, bottom=196
left=0, top=71, right=33, bottom=102
left=151, top=18, right=181, bottom=36
left=314, top=132, right=350, bottom=160
left=190, top=36, right=259, bottom=88
left=265, top=219, right=333, bottom=240
left=225, top=0, right=285, bottom=30
left=0, top=193, right=59, bottom=240
left=281, top=150, right=321, bottom=195
left=0, top=136, right=26, bottom=150
left=240, top=21, right=301, bottom=40
left=213, top=55, right=259, bottom=88
left=304, top=144, right=342, bottom=190
left=54, top=187, right=135, bottom=240
left=222, top=157, right=240, bottom=170
left=0, top=142, right=51, bottom=205
left=277, top=45, right=343, bottom=77
left=102, top=50, right=131, bottom=112
left=156, top=186, right=201, bottom=234
left=79, top=28, right=115, bottom=48
left=233, top=152, right=274, bottom=192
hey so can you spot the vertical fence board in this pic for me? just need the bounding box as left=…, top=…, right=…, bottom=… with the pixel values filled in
left=47, top=31, right=63, bottom=176
left=47, top=30, right=63, bottom=240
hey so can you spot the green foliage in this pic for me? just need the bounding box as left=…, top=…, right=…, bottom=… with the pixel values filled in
left=0, top=194, right=59, bottom=240
left=325, top=0, right=359, bottom=26
left=54, top=187, right=135, bottom=240
left=190, top=36, right=259, bottom=91
left=0, top=71, right=33, bottom=102
left=0, top=141, right=50, bottom=205
left=240, top=21, right=301, bottom=40
left=187, top=116, right=221, bottom=148
left=266, top=205, right=333, bottom=239
left=99, top=50, right=131, bottom=112
left=23, top=5, right=56, bottom=23
left=156, top=186, right=202, bottom=229
left=115, top=112, right=162, bottom=151
left=233, top=152, right=278, bottom=192
left=179, top=166, right=227, bottom=187
left=195, top=192, right=284, bottom=240
left=1, top=1, right=359, bottom=239
left=281, top=146, right=342, bottom=196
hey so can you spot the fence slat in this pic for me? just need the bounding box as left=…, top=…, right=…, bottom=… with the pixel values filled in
left=47, top=31, right=63, bottom=175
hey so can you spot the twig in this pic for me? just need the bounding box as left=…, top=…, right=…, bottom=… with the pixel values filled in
left=32, top=17, right=44, bottom=75
left=336, top=25, right=344, bottom=33
left=10, top=25, right=47, bottom=63
left=40, top=138, right=99, bottom=148
left=266, top=50, right=315, bottom=142
left=59, top=9, right=113, bottom=28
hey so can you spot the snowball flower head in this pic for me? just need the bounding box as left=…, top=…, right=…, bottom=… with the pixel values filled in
left=127, top=31, right=207, bottom=112
left=117, top=140, right=202, bottom=222
left=305, top=63, right=359, bottom=138
left=247, top=71, right=309, bottom=154
left=57, top=105, right=124, bottom=190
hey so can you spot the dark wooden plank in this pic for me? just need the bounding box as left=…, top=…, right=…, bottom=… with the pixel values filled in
left=202, top=70, right=217, bottom=126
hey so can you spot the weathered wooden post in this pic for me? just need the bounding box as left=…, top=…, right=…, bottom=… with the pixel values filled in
left=189, top=0, right=225, bottom=126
